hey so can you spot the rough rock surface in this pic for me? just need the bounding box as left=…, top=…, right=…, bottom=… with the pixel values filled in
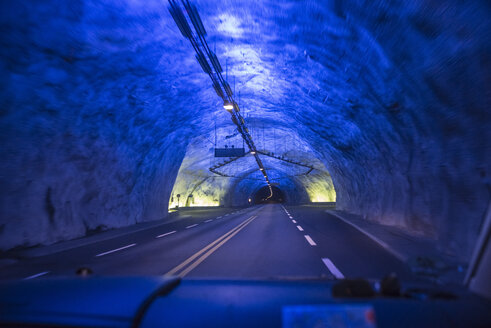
left=0, top=0, right=490, bottom=260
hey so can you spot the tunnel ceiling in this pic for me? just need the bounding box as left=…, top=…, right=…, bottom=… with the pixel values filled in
left=0, top=0, right=489, bottom=260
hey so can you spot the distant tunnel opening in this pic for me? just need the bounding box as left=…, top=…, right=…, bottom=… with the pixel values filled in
left=253, top=186, right=285, bottom=204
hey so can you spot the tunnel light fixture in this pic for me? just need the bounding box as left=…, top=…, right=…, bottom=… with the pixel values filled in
left=223, top=101, right=234, bottom=111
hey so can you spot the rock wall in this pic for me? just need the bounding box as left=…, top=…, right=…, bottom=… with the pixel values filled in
left=0, top=0, right=194, bottom=249
left=0, top=0, right=489, bottom=260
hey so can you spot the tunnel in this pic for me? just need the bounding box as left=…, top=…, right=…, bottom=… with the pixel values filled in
left=253, top=186, right=285, bottom=204
left=0, top=0, right=490, bottom=267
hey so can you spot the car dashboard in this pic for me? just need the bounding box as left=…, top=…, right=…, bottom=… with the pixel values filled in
left=1, top=276, right=490, bottom=327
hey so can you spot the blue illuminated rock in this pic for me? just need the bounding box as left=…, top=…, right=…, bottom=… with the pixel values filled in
left=0, top=0, right=489, bottom=261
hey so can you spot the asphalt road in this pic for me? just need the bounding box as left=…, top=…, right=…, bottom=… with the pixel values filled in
left=0, top=204, right=413, bottom=281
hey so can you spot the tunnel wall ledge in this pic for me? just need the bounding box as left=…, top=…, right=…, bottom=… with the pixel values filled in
left=326, top=209, right=467, bottom=283
left=0, top=211, right=181, bottom=257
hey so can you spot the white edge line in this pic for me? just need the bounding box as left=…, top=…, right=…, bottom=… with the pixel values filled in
left=186, top=224, right=198, bottom=229
left=96, top=243, right=136, bottom=257
left=304, top=235, right=317, bottom=246
left=322, top=258, right=345, bottom=279
left=156, top=230, right=176, bottom=238
left=326, top=210, right=406, bottom=261
left=24, top=271, right=49, bottom=280
left=296, top=225, right=304, bottom=231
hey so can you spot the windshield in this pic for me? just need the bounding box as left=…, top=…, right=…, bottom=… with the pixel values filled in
left=0, top=0, right=489, bottom=289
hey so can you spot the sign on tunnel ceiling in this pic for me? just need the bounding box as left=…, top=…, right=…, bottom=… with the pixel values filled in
left=214, top=148, right=245, bottom=157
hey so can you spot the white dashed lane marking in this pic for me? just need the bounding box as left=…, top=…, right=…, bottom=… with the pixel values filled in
left=296, top=225, right=304, bottom=231
left=156, top=231, right=177, bottom=238
left=304, top=235, right=317, bottom=246
left=96, top=244, right=136, bottom=257
left=322, top=258, right=344, bottom=279
left=186, top=224, right=198, bottom=229
left=24, top=271, right=49, bottom=280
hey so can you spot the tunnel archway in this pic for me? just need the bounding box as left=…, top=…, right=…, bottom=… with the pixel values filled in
left=253, top=186, right=285, bottom=204
left=225, top=166, right=316, bottom=206
left=0, top=0, right=488, bottom=263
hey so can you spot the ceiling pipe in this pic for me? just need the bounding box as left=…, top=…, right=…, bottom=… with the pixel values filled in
left=168, top=0, right=271, bottom=187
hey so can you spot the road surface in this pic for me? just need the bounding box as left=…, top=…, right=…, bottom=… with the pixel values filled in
left=0, top=204, right=413, bottom=281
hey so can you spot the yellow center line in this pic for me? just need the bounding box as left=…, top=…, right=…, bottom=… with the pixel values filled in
left=164, top=215, right=257, bottom=277
left=179, top=216, right=258, bottom=277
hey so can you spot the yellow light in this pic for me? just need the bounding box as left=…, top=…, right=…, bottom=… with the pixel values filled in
left=305, top=179, right=336, bottom=203
left=188, top=199, right=219, bottom=207
left=223, top=101, right=234, bottom=110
